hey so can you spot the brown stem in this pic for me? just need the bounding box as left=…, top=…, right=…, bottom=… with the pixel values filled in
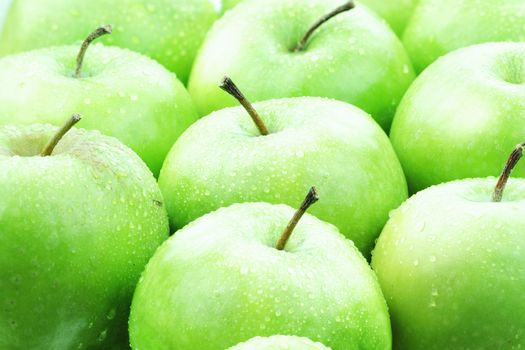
left=492, top=142, right=525, bottom=202
left=220, top=77, right=269, bottom=135
left=75, top=25, right=112, bottom=78
left=41, top=114, right=82, bottom=156
left=276, top=187, right=319, bottom=250
left=293, top=1, right=355, bottom=52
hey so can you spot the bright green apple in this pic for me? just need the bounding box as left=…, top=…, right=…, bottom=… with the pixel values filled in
left=188, top=0, right=415, bottom=130
left=0, top=36, right=198, bottom=176
left=0, top=122, right=169, bottom=349
left=159, top=95, right=407, bottom=256
left=227, top=335, right=332, bottom=350
left=372, top=176, right=525, bottom=349
left=129, top=201, right=392, bottom=349
left=0, top=0, right=218, bottom=83
left=220, top=0, right=419, bottom=35
left=358, top=0, right=419, bottom=35
left=221, top=0, right=243, bottom=13
left=390, top=42, right=525, bottom=193
left=403, top=0, right=525, bottom=73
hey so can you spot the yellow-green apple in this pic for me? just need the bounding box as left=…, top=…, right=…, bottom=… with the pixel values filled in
left=159, top=78, right=407, bottom=256
left=403, top=0, right=525, bottom=73
left=0, top=117, right=169, bottom=349
left=372, top=143, right=525, bottom=349
left=188, top=0, right=415, bottom=130
left=129, top=190, right=391, bottom=349
left=0, top=0, right=218, bottom=83
left=391, top=42, right=525, bottom=193
left=0, top=26, right=198, bottom=176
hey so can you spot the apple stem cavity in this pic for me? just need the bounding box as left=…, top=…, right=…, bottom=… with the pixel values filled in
left=292, top=1, right=355, bottom=52
left=220, top=76, right=269, bottom=135
left=75, top=25, right=113, bottom=78
left=41, top=114, right=82, bottom=157
left=492, top=142, right=525, bottom=202
left=276, top=187, right=319, bottom=251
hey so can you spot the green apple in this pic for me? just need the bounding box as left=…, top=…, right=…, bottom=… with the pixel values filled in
left=0, top=27, right=198, bottom=176
left=220, top=0, right=419, bottom=35
left=129, top=196, right=392, bottom=349
left=0, top=0, right=218, bottom=83
left=390, top=42, right=525, bottom=193
left=0, top=118, right=169, bottom=349
left=358, top=0, right=419, bottom=35
left=159, top=82, right=407, bottom=256
left=188, top=0, right=415, bottom=130
left=371, top=145, right=525, bottom=348
left=221, top=0, right=243, bottom=13
left=403, top=0, right=525, bottom=73
left=227, top=335, right=332, bottom=350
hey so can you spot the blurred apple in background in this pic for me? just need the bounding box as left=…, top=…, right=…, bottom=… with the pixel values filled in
left=0, top=119, right=169, bottom=349
left=130, top=199, right=392, bottom=349
left=227, top=335, right=332, bottom=350
left=391, top=42, right=525, bottom=193
left=0, top=26, right=198, bottom=176
left=220, top=0, right=243, bottom=13
left=160, top=80, right=407, bottom=257
left=0, top=0, right=9, bottom=30
left=0, top=0, right=218, bottom=83
left=403, top=0, right=525, bottom=73
left=188, top=0, right=415, bottom=130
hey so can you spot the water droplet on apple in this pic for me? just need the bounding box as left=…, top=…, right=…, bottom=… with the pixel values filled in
left=106, top=308, right=116, bottom=320
left=98, top=329, right=107, bottom=342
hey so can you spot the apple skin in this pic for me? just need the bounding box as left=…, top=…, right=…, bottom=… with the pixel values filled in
left=221, top=0, right=243, bottom=13
left=227, top=335, right=332, bottom=350
left=221, top=0, right=419, bottom=35
left=403, top=0, right=525, bottom=73
left=129, top=202, right=392, bottom=350
left=159, top=97, right=408, bottom=256
left=390, top=42, right=525, bottom=194
left=188, top=0, right=415, bottom=131
left=0, top=44, right=198, bottom=176
left=0, top=0, right=218, bottom=84
left=0, top=124, right=169, bottom=349
left=358, top=0, right=419, bottom=35
left=371, top=178, right=525, bottom=349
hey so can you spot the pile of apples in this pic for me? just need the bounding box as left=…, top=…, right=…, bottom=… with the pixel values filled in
left=1, top=0, right=524, bottom=349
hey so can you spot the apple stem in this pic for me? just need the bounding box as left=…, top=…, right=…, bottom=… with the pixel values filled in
left=292, top=1, right=355, bottom=52
left=220, top=77, right=269, bottom=136
left=492, top=142, right=525, bottom=202
left=276, top=187, right=319, bottom=251
left=75, top=25, right=112, bottom=78
left=41, top=114, right=82, bottom=157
